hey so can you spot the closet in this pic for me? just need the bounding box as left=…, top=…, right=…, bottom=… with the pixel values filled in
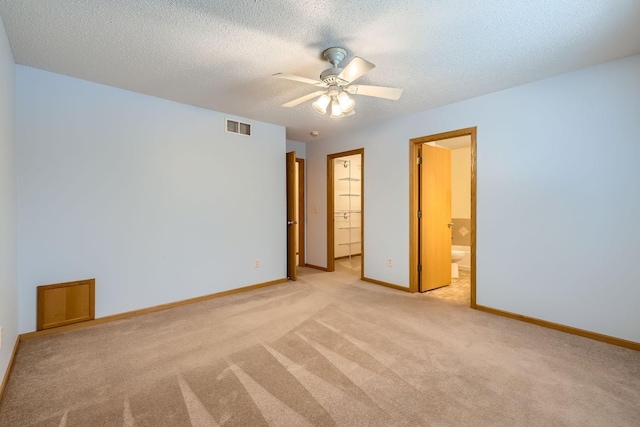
left=333, top=154, right=361, bottom=260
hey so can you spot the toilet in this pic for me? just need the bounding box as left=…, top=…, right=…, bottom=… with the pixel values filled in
left=451, top=250, right=465, bottom=279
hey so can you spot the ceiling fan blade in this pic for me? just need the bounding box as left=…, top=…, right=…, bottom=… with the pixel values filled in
left=282, top=90, right=326, bottom=108
left=273, top=73, right=325, bottom=87
left=348, top=84, right=403, bottom=100
left=337, top=57, right=375, bottom=84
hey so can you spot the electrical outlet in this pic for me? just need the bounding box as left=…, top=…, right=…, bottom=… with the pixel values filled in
left=387, top=258, right=393, bottom=267
left=254, top=259, right=260, bottom=268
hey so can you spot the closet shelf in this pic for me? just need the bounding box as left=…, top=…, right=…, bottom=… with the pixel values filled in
left=338, top=226, right=361, bottom=229
left=335, top=210, right=361, bottom=214
left=338, top=241, right=361, bottom=245
left=339, top=193, right=361, bottom=197
left=338, top=177, right=360, bottom=181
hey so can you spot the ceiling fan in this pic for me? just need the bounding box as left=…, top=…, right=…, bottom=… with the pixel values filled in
left=273, top=47, right=403, bottom=119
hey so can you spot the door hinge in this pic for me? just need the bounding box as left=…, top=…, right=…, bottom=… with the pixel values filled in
left=418, top=264, right=422, bottom=272
left=417, top=211, right=422, bottom=218
left=417, top=157, right=422, bottom=165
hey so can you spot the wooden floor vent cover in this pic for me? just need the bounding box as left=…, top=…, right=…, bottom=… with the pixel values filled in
left=37, top=279, right=95, bottom=331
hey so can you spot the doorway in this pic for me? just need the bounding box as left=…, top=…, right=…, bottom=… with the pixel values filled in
left=286, top=153, right=306, bottom=280
left=409, top=128, right=477, bottom=307
left=327, top=149, right=364, bottom=276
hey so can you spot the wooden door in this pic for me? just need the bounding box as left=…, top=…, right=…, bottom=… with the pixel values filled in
left=296, top=159, right=306, bottom=266
left=286, top=151, right=297, bottom=280
left=420, top=144, right=452, bottom=291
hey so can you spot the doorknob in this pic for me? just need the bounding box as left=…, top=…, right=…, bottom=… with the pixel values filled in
left=447, top=222, right=454, bottom=227
left=287, top=220, right=298, bottom=225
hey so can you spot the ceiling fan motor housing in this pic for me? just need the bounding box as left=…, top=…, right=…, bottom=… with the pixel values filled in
left=320, top=67, right=344, bottom=85
left=321, top=47, right=348, bottom=85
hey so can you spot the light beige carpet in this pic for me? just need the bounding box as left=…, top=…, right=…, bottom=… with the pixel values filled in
left=1, top=267, right=639, bottom=426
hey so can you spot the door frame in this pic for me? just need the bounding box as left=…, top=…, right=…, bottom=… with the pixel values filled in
left=409, top=127, right=477, bottom=307
left=286, top=151, right=297, bottom=280
left=327, top=148, right=364, bottom=275
left=296, top=158, right=306, bottom=266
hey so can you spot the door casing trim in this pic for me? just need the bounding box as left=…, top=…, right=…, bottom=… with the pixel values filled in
left=409, top=127, right=477, bottom=307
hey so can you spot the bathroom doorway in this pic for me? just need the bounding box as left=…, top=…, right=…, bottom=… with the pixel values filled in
left=409, top=128, right=477, bottom=307
left=327, top=149, right=364, bottom=276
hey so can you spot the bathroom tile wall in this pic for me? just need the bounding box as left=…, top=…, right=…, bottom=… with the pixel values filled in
left=452, top=217, right=471, bottom=246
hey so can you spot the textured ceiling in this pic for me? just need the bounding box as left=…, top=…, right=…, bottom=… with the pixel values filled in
left=1, top=1, right=639, bottom=142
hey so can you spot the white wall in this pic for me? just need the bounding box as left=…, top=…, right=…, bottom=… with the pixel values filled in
left=306, top=54, right=640, bottom=342
left=0, top=16, right=17, bottom=380
left=16, top=66, right=286, bottom=333
left=286, top=139, right=306, bottom=158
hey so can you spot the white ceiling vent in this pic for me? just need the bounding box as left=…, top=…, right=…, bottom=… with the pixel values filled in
left=225, top=119, right=251, bottom=136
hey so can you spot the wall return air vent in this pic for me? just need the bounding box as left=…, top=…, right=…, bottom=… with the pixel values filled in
left=225, top=119, right=251, bottom=136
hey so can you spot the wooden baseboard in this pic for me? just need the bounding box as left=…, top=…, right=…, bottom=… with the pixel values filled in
left=362, top=277, right=410, bottom=292
left=0, top=336, right=20, bottom=403
left=304, top=263, right=329, bottom=272
left=475, top=305, right=639, bottom=351
left=20, top=278, right=288, bottom=341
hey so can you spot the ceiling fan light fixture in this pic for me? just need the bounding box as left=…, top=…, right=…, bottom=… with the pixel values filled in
left=330, top=98, right=344, bottom=118
left=337, top=91, right=355, bottom=113
left=312, top=94, right=331, bottom=114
